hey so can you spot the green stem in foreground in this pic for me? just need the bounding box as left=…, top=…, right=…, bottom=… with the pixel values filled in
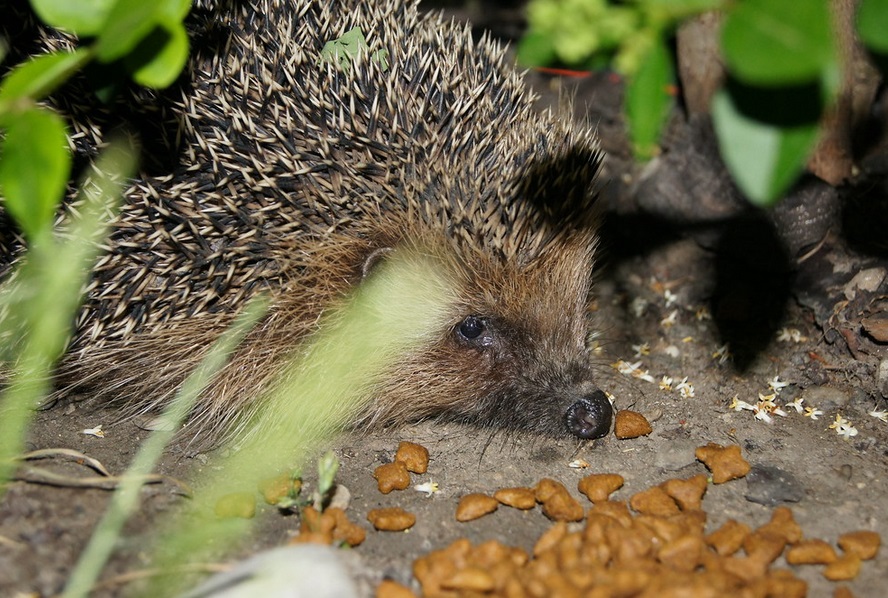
left=142, top=249, right=456, bottom=596
left=62, top=296, right=269, bottom=598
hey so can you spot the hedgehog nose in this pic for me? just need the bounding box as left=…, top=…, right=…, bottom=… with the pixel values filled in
left=565, top=390, right=613, bottom=439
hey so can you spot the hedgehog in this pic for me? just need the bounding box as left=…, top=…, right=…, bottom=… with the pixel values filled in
left=1, top=0, right=612, bottom=447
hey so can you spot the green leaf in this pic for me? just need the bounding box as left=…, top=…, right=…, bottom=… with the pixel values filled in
left=721, top=0, right=834, bottom=86
left=625, top=37, right=673, bottom=160
left=94, top=0, right=162, bottom=63
left=858, top=0, right=888, bottom=53
left=160, top=0, right=192, bottom=21
left=712, top=88, right=818, bottom=206
left=644, top=0, right=725, bottom=21
left=316, top=451, right=340, bottom=501
left=128, top=22, right=190, bottom=88
left=318, top=27, right=388, bottom=71
left=517, top=30, right=558, bottom=67
left=0, top=108, right=71, bottom=239
left=0, top=49, right=92, bottom=108
left=31, top=0, right=114, bottom=36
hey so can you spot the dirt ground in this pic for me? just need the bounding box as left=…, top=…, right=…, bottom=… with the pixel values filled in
left=3, top=3, right=888, bottom=597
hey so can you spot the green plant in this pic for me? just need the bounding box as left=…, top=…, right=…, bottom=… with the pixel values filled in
left=518, top=0, right=888, bottom=206
left=0, top=0, right=193, bottom=489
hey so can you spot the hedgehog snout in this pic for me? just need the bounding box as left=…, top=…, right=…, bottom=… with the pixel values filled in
left=564, top=389, right=613, bottom=439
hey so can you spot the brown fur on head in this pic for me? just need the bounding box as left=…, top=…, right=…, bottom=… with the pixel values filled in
left=358, top=224, right=607, bottom=439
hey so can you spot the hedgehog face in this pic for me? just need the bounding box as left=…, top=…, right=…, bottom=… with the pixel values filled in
left=448, top=310, right=612, bottom=440
left=368, top=236, right=611, bottom=441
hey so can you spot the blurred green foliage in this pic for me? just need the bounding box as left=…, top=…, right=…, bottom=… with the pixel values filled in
left=519, top=0, right=888, bottom=206
left=0, top=0, right=194, bottom=490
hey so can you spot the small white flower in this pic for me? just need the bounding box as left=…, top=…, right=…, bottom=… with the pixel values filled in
left=661, top=310, right=679, bottom=328
left=729, top=396, right=755, bottom=412
left=753, top=405, right=773, bottom=423
left=695, top=306, right=712, bottom=321
left=413, top=481, right=439, bottom=497
left=604, top=391, right=616, bottom=405
left=712, top=344, right=731, bottom=364
left=568, top=459, right=590, bottom=469
left=757, top=393, right=778, bottom=411
left=82, top=425, right=105, bottom=438
left=635, top=370, right=656, bottom=383
left=659, top=376, right=674, bottom=391
left=785, top=397, right=805, bottom=413
left=804, top=406, right=824, bottom=420
left=632, top=342, right=650, bottom=358
left=836, top=423, right=859, bottom=440
left=664, top=289, right=678, bottom=307
left=630, top=297, right=648, bottom=318
left=777, top=328, right=807, bottom=343
left=616, top=360, right=643, bottom=375
left=771, top=407, right=788, bottom=418
left=868, top=409, right=888, bottom=423
left=768, top=376, right=789, bottom=393
left=675, top=377, right=695, bottom=398
left=663, top=345, right=681, bottom=358
left=829, top=414, right=851, bottom=430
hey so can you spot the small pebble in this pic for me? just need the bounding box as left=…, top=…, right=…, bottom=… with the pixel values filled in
left=744, top=464, right=805, bottom=506
left=654, top=439, right=698, bottom=471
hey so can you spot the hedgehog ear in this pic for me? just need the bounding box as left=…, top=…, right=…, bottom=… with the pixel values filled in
left=361, top=246, right=394, bottom=279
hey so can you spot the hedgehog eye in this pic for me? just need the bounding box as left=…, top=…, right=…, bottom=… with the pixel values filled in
left=456, top=315, right=485, bottom=341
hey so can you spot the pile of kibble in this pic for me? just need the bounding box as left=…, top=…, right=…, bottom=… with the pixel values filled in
left=364, top=438, right=879, bottom=598
left=281, top=410, right=880, bottom=598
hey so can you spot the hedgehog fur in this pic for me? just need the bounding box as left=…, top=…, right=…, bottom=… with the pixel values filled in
left=1, top=0, right=611, bottom=447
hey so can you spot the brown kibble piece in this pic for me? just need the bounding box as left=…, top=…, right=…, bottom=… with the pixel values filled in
left=629, top=486, right=680, bottom=517
left=658, top=534, right=705, bottom=572
left=327, top=507, right=366, bottom=547
left=590, top=500, right=634, bottom=528
left=607, top=524, right=654, bottom=562
left=258, top=473, right=302, bottom=505
left=720, top=554, right=769, bottom=582
left=291, top=530, right=334, bottom=545
left=614, top=409, right=653, bottom=439
left=376, top=579, right=417, bottom=598
left=395, top=441, right=430, bottom=474
left=766, top=569, right=807, bottom=598
left=760, top=506, right=803, bottom=544
left=440, top=567, right=496, bottom=591
left=824, top=553, right=862, bottom=581
left=213, top=492, right=256, bottom=519
left=367, top=507, right=416, bottom=531
left=534, top=521, right=568, bottom=555
left=636, top=514, right=685, bottom=544
left=540, top=487, right=585, bottom=522
left=706, top=519, right=751, bottom=556
left=744, top=531, right=787, bottom=564
left=456, top=493, right=499, bottom=522
left=374, top=461, right=411, bottom=494
left=534, top=478, right=567, bottom=502
left=494, top=487, right=537, bottom=510
left=838, top=530, right=880, bottom=560
left=293, top=506, right=337, bottom=545
left=695, top=443, right=751, bottom=483
left=660, top=474, right=708, bottom=511
left=300, top=506, right=335, bottom=535
left=786, top=539, right=838, bottom=565
left=578, top=473, right=624, bottom=503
